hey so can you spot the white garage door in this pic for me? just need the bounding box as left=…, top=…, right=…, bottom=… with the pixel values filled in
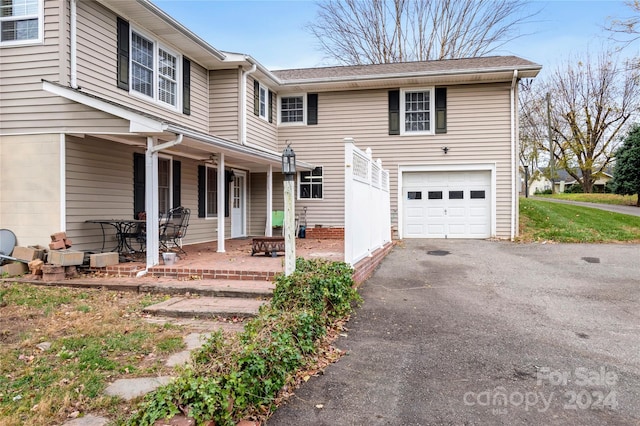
left=403, top=171, right=491, bottom=238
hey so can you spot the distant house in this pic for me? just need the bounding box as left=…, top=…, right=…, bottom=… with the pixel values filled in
left=526, top=168, right=613, bottom=195
left=0, top=0, right=541, bottom=267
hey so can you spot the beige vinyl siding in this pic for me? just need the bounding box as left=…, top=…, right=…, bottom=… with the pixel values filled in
left=0, top=0, right=65, bottom=134
left=278, top=83, right=515, bottom=238
left=249, top=172, right=284, bottom=236
left=0, top=134, right=62, bottom=247
left=209, top=69, right=240, bottom=140
left=73, top=1, right=209, bottom=132
left=65, top=136, right=228, bottom=251
left=246, top=77, right=278, bottom=151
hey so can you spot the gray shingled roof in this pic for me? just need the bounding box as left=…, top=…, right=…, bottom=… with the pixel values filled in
left=272, top=56, right=541, bottom=82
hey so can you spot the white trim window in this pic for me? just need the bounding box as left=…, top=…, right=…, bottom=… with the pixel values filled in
left=279, top=95, right=305, bottom=124
left=130, top=28, right=180, bottom=109
left=299, top=167, right=323, bottom=199
left=258, top=83, right=268, bottom=120
left=0, top=0, right=42, bottom=46
left=401, top=87, right=434, bottom=135
left=205, top=166, right=218, bottom=217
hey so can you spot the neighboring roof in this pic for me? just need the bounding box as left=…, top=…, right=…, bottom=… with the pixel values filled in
left=539, top=167, right=613, bottom=183
left=272, top=56, right=541, bottom=82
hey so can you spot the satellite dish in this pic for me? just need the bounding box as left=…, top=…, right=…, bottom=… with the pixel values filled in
left=0, top=229, right=17, bottom=256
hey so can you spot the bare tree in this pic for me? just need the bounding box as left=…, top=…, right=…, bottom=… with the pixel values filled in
left=307, top=0, right=536, bottom=65
left=518, top=79, right=544, bottom=190
left=520, top=52, right=640, bottom=193
left=607, top=0, right=640, bottom=48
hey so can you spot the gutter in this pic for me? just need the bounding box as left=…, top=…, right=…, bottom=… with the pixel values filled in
left=510, top=70, right=518, bottom=240
left=241, top=63, right=258, bottom=146
left=70, top=0, right=78, bottom=89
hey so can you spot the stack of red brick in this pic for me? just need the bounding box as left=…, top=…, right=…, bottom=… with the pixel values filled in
left=49, top=231, right=73, bottom=250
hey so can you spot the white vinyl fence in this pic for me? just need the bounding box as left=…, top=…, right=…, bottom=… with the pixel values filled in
left=344, top=138, right=391, bottom=265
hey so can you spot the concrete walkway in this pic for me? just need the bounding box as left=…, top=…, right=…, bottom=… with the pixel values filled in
left=530, top=196, right=640, bottom=216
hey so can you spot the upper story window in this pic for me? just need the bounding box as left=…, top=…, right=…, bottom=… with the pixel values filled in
left=253, top=79, right=274, bottom=122
left=389, top=88, right=445, bottom=136
left=130, top=29, right=180, bottom=109
left=299, top=167, right=323, bottom=199
left=278, top=93, right=318, bottom=126
left=280, top=95, right=305, bottom=124
left=0, top=0, right=42, bottom=46
left=401, top=87, right=434, bottom=135
left=117, top=18, right=191, bottom=114
left=258, top=84, right=267, bottom=120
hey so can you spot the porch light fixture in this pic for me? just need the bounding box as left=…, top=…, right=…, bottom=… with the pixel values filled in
left=282, top=144, right=296, bottom=180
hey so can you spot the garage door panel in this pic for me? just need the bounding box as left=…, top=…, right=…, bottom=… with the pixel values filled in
left=403, top=170, right=491, bottom=239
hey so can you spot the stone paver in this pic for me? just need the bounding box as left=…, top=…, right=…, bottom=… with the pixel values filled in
left=140, top=279, right=275, bottom=298
left=143, top=296, right=267, bottom=319
left=165, top=332, right=211, bottom=367
left=62, top=415, right=109, bottom=426
left=104, top=376, right=174, bottom=401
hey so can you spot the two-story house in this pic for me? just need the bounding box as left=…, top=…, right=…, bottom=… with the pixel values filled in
left=0, top=0, right=541, bottom=266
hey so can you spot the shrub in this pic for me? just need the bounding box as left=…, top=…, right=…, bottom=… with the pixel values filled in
left=127, top=258, right=359, bottom=426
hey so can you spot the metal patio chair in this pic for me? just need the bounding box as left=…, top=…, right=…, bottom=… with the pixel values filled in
left=159, top=206, right=190, bottom=257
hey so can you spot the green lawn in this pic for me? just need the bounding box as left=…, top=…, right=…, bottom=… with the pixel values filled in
left=537, top=192, right=638, bottom=206
left=519, top=198, right=640, bottom=243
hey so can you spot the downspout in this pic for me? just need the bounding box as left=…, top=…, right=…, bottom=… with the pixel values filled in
left=510, top=70, right=518, bottom=240
left=70, top=0, right=78, bottom=89
left=137, top=133, right=183, bottom=277
left=240, top=63, right=258, bottom=145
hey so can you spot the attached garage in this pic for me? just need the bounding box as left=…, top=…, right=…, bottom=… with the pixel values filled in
left=402, top=170, right=492, bottom=239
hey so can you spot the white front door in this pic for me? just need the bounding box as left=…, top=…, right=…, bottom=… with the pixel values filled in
left=231, top=171, right=246, bottom=238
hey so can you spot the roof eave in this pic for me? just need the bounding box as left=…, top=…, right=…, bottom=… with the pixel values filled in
left=278, top=65, right=542, bottom=87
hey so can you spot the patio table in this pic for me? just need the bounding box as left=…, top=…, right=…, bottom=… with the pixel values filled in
left=85, top=219, right=146, bottom=255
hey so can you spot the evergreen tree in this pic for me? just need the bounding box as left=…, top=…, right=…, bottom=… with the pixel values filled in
left=610, top=125, right=640, bottom=206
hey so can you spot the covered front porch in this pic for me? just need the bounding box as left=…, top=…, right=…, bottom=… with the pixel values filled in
left=97, top=237, right=345, bottom=280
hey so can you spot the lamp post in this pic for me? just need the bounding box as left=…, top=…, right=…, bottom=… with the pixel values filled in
left=282, top=144, right=296, bottom=276
left=523, top=165, right=529, bottom=198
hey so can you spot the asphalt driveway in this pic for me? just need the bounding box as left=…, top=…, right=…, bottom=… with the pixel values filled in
left=268, top=240, right=640, bottom=425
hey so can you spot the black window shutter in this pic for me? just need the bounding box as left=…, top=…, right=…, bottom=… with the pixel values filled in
left=253, top=79, right=260, bottom=116
left=268, top=90, right=274, bottom=123
left=116, top=17, right=129, bottom=90
left=435, top=87, right=447, bottom=134
left=172, top=160, right=181, bottom=208
left=388, top=89, right=400, bottom=135
left=133, top=153, right=145, bottom=218
left=224, top=171, right=231, bottom=217
left=307, top=93, right=318, bottom=125
left=182, top=58, right=191, bottom=115
left=197, top=165, right=206, bottom=218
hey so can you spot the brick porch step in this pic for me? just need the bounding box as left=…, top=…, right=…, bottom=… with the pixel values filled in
left=142, top=296, right=266, bottom=319
left=140, top=279, right=274, bottom=299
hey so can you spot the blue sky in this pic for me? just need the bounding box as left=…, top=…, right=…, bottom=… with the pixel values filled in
left=154, top=0, right=640, bottom=77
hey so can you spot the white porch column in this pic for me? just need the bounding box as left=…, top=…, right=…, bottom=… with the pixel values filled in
left=266, top=164, right=273, bottom=236
left=217, top=152, right=225, bottom=252
left=145, top=137, right=159, bottom=268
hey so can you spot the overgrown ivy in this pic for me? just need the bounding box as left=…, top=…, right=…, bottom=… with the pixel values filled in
left=126, top=258, right=360, bottom=426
